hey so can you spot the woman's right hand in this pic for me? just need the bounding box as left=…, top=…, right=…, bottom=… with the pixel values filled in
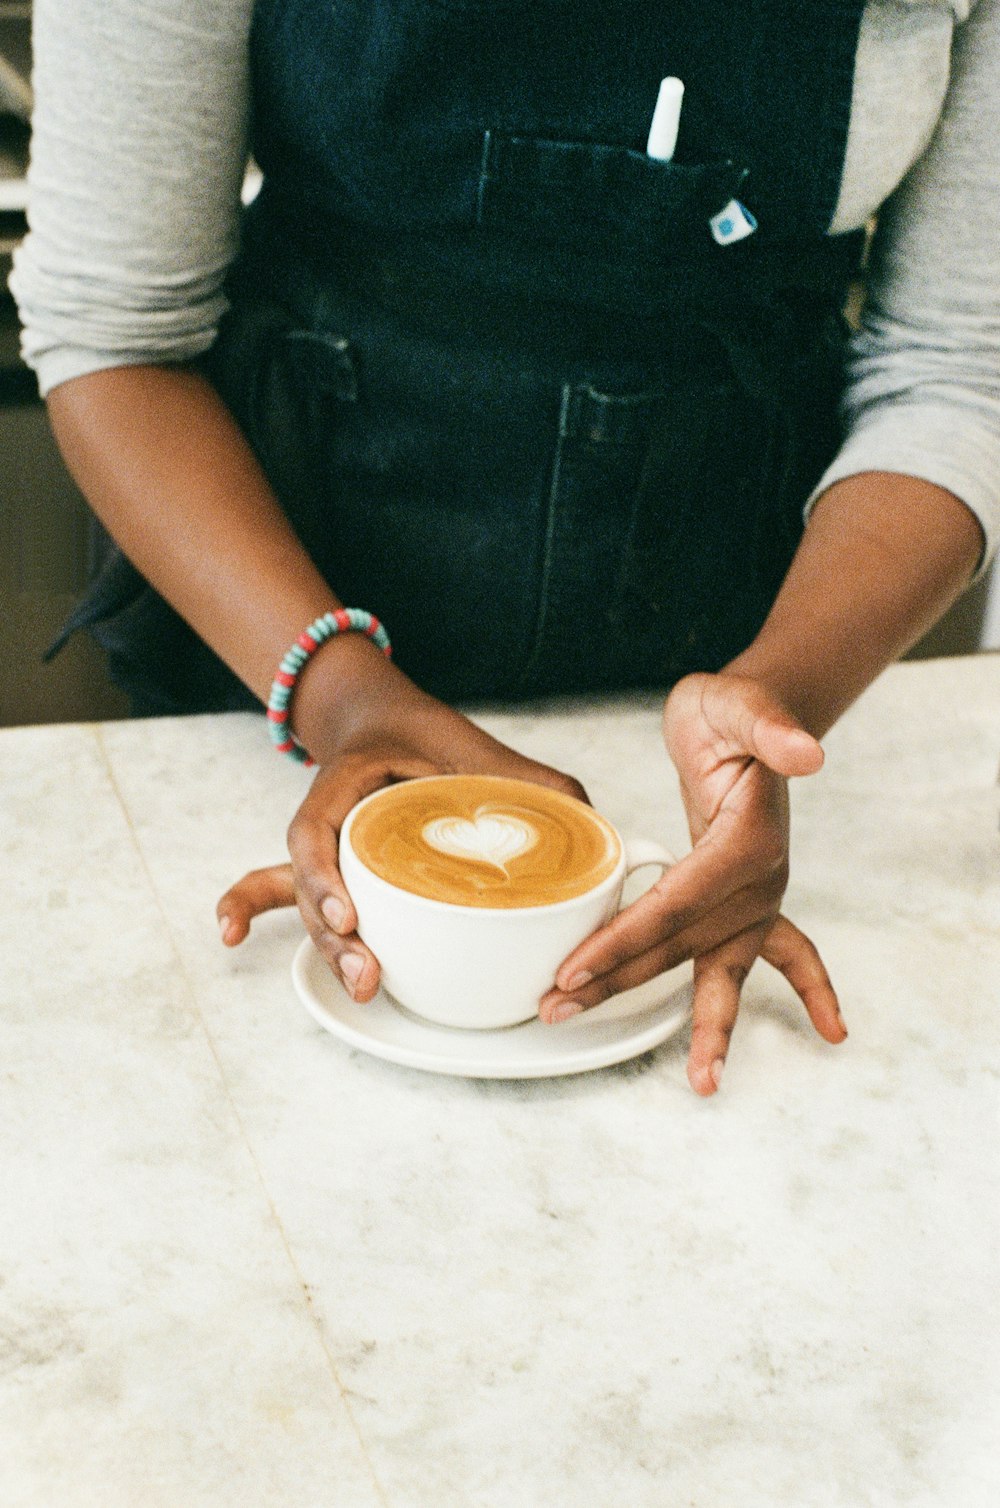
left=216, top=646, right=588, bottom=1000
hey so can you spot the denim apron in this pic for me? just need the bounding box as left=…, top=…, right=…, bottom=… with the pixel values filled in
left=48, top=0, right=868, bottom=714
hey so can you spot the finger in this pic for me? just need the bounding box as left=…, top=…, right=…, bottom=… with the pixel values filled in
left=761, top=914, right=846, bottom=1042
left=290, top=750, right=441, bottom=999
left=294, top=878, right=383, bottom=1003
left=540, top=933, right=690, bottom=1022
left=686, top=930, right=763, bottom=1096
left=541, top=917, right=762, bottom=1095
left=554, top=842, right=780, bottom=992
left=217, top=864, right=295, bottom=944
left=289, top=752, right=438, bottom=940
left=540, top=886, right=776, bottom=1021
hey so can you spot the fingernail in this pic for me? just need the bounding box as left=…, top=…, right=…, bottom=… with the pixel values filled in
left=551, top=1000, right=584, bottom=1024
left=322, top=896, right=347, bottom=931
left=340, top=952, right=364, bottom=989
left=218, top=913, right=230, bottom=938
left=710, top=1057, right=726, bottom=1090
left=563, top=970, right=592, bottom=993
left=836, top=1009, right=848, bottom=1037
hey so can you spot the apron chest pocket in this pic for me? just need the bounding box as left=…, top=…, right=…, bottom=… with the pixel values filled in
left=475, top=131, right=747, bottom=252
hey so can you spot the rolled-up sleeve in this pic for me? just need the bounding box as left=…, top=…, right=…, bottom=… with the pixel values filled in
left=9, top=0, right=254, bottom=397
left=806, top=0, right=1000, bottom=578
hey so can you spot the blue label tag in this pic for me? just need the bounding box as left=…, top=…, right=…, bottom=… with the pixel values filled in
left=710, top=199, right=758, bottom=246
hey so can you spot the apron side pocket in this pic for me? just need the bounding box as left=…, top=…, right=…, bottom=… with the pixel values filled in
left=203, top=296, right=360, bottom=509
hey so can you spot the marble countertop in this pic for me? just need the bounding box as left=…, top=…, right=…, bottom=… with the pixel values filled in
left=2, top=657, right=999, bottom=1507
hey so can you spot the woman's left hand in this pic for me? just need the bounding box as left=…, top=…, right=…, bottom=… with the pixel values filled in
left=538, top=672, right=847, bottom=1095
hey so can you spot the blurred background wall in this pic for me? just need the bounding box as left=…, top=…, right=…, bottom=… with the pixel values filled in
left=1, top=2, right=128, bottom=725
left=1, top=2, right=996, bottom=729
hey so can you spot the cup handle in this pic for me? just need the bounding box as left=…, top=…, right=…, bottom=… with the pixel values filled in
left=623, top=837, right=676, bottom=881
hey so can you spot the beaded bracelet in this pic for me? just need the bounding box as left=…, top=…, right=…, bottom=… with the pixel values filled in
left=267, top=608, right=392, bottom=765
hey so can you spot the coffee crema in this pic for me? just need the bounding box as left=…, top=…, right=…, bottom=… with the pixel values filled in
left=346, top=775, right=621, bottom=908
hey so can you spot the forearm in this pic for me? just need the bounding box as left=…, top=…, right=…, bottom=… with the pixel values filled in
left=726, top=471, right=985, bottom=737
left=46, top=363, right=389, bottom=752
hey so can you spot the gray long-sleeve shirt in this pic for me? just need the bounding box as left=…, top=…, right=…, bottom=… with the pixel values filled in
left=10, top=0, right=1000, bottom=574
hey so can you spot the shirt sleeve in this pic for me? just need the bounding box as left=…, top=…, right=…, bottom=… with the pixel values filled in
left=9, top=0, right=255, bottom=397
left=806, top=0, right=1000, bottom=579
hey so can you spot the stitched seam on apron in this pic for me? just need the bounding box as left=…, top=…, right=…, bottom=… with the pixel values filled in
left=517, top=382, right=572, bottom=688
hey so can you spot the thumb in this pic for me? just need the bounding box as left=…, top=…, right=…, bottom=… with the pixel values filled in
left=708, top=676, right=824, bottom=779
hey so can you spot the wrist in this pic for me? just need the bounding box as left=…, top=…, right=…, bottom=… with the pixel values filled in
left=290, top=631, right=403, bottom=764
left=724, top=474, right=985, bottom=740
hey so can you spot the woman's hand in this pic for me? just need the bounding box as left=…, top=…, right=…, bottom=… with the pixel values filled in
left=539, top=672, right=847, bottom=1096
left=217, top=649, right=587, bottom=1001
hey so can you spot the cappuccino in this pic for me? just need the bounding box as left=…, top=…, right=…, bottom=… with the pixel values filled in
left=346, top=775, right=620, bottom=908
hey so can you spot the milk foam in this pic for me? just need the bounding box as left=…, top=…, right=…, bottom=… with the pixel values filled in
left=421, top=813, right=538, bottom=873
left=348, top=774, right=621, bottom=908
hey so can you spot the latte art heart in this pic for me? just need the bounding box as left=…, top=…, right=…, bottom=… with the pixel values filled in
left=347, top=775, right=621, bottom=908
left=421, top=813, right=538, bottom=873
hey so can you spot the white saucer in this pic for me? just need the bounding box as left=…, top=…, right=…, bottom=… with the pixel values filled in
left=291, top=937, right=692, bottom=1079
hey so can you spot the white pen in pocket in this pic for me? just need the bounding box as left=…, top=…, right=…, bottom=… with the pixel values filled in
left=647, top=75, right=758, bottom=245
left=646, top=76, right=684, bottom=162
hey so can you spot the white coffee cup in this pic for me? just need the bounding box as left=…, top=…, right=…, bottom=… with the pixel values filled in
left=339, top=779, right=674, bottom=1030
